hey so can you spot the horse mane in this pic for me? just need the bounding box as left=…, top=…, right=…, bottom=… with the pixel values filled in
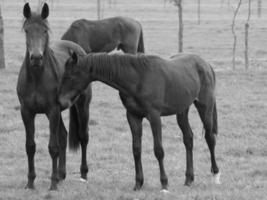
left=83, top=53, right=151, bottom=80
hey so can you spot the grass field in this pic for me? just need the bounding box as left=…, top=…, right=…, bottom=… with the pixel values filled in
left=0, top=0, right=267, bottom=199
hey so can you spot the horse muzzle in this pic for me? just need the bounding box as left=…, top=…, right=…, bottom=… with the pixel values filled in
left=30, top=54, right=43, bottom=67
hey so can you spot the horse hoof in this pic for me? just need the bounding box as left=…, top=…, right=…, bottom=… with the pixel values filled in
left=213, top=171, right=221, bottom=185
left=184, top=179, right=194, bottom=186
left=79, top=178, right=88, bottom=183
left=49, top=187, right=57, bottom=191
left=25, top=183, right=35, bottom=190
left=160, top=189, right=170, bottom=193
left=81, top=174, right=87, bottom=180
left=49, top=184, right=58, bottom=191
left=58, top=172, right=66, bottom=181
left=133, top=184, right=142, bottom=191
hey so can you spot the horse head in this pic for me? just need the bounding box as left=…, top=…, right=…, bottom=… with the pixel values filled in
left=23, top=2, right=49, bottom=67
left=59, top=52, right=90, bottom=109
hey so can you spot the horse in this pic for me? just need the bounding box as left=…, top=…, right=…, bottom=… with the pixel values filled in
left=17, top=3, right=92, bottom=190
left=61, top=16, right=144, bottom=54
left=58, top=52, right=221, bottom=191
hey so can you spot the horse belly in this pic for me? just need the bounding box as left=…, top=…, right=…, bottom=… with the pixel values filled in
left=119, top=94, right=146, bottom=117
left=161, top=99, right=193, bottom=116
left=99, top=42, right=119, bottom=53
left=89, top=31, right=118, bottom=53
left=161, top=87, right=198, bottom=116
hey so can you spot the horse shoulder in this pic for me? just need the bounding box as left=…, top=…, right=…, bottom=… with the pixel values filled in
left=131, top=56, right=167, bottom=102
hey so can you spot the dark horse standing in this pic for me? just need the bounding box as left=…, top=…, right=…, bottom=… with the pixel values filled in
left=61, top=17, right=144, bottom=54
left=17, top=3, right=92, bottom=190
left=58, top=52, right=221, bottom=191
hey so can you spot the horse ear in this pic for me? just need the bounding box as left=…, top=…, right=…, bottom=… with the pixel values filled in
left=23, top=3, right=31, bottom=19
left=71, top=52, right=78, bottom=64
left=41, top=3, right=49, bottom=19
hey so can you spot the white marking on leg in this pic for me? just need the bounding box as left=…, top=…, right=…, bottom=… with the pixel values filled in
left=79, top=178, right=88, bottom=183
left=160, top=189, right=170, bottom=193
left=213, top=171, right=221, bottom=185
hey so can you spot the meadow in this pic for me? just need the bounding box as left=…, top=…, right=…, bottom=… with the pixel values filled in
left=0, top=0, right=267, bottom=199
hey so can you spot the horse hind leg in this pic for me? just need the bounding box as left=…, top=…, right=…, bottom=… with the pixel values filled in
left=194, top=99, right=220, bottom=184
left=75, top=92, right=91, bottom=181
left=176, top=108, right=194, bottom=186
left=58, top=115, right=67, bottom=181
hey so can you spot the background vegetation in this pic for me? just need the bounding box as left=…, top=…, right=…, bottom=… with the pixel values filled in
left=0, top=0, right=266, bottom=199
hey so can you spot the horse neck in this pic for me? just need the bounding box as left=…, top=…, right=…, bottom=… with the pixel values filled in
left=87, top=54, right=136, bottom=95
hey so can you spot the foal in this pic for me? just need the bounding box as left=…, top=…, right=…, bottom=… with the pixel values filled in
left=58, top=52, right=221, bottom=190
left=17, top=3, right=91, bottom=190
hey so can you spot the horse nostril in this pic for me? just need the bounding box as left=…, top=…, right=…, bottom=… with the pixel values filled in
left=38, top=54, right=43, bottom=60
left=30, top=54, right=43, bottom=60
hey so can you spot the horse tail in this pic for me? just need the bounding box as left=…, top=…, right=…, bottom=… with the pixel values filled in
left=69, top=105, right=80, bottom=151
left=212, top=100, right=218, bottom=136
left=211, top=65, right=216, bottom=85
left=210, top=64, right=218, bottom=136
left=137, top=29, right=145, bottom=53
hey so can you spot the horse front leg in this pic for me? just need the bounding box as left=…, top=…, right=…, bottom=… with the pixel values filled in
left=148, top=110, right=168, bottom=191
left=21, top=107, right=36, bottom=189
left=126, top=111, right=144, bottom=191
left=47, top=107, right=61, bottom=190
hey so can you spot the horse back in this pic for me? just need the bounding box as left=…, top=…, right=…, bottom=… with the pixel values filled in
left=61, top=17, right=142, bottom=53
